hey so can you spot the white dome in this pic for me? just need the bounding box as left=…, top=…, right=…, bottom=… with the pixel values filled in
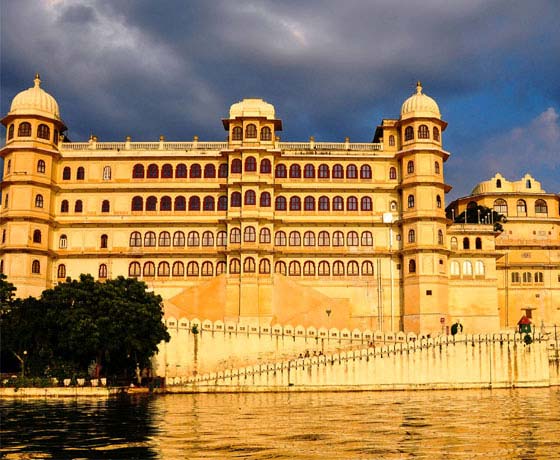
left=9, top=74, right=61, bottom=120
left=229, top=98, right=276, bottom=120
left=400, top=82, right=440, bottom=120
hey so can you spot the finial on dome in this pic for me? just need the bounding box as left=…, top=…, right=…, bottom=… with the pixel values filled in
left=34, top=73, right=41, bottom=88
left=416, top=80, right=422, bottom=94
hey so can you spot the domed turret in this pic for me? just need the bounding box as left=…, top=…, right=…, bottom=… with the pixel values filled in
left=400, top=81, right=440, bottom=120
left=229, top=98, right=276, bottom=120
left=8, top=74, right=61, bottom=120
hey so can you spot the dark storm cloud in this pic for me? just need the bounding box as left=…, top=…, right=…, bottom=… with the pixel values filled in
left=1, top=0, right=559, bottom=197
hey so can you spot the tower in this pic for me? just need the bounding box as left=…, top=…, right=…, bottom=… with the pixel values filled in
left=0, top=74, right=66, bottom=297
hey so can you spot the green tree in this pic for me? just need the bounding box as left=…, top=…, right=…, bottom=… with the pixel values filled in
left=449, top=204, right=506, bottom=232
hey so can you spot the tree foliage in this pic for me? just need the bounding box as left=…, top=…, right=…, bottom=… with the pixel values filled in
left=448, top=204, right=506, bottom=232
left=0, top=274, right=170, bottom=380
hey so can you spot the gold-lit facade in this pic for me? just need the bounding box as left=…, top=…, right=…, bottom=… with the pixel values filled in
left=1, top=76, right=558, bottom=334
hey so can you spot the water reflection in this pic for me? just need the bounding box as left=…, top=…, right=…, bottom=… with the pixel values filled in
left=1, top=388, right=560, bottom=459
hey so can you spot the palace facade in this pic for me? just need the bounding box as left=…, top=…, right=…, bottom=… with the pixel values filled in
left=1, top=75, right=559, bottom=334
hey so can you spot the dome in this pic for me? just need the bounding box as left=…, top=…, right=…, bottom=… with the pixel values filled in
left=229, top=98, right=276, bottom=120
left=400, top=81, right=441, bottom=120
left=9, top=74, right=61, bottom=120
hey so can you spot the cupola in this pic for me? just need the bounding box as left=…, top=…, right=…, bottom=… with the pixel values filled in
left=8, top=74, right=61, bottom=121
left=400, top=81, right=441, bottom=120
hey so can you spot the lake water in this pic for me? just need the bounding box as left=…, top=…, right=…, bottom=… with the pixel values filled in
left=1, top=388, right=560, bottom=459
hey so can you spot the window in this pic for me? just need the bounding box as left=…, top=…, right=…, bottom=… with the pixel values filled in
left=333, top=231, right=344, bottom=246
left=362, top=261, right=374, bottom=276
left=59, top=234, right=67, bottom=248
left=159, top=231, right=171, bottom=247
left=275, top=261, right=287, bottom=275
left=129, top=262, right=141, bottom=277
left=475, top=261, right=485, bottom=276
left=229, top=258, right=241, bottom=274
left=496, top=179, right=502, bottom=188
left=172, top=262, right=184, bottom=277
left=333, top=261, right=344, bottom=276
left=217, top=231, right=227, bottom=246
left=18, top=122, right=31, bottom=137
left=318, top=164, right=329, bottom=178
left=261, top=126, right=272, bottom=141
left=303, top=261, right=315, bottom=276
left=189, top=196, right=201, bottom=211
left=360, top=165, right=372, bottom=179
left=347, top=164, right=358, bottom=179
left=76, top=167, right=85, bottom=180
left=347, top=261, right=359, bottom=276
left=259, top=259, right=271, bottom=274
left=303, top=231, right=315, bottom=246
left=146, top=196, right=157, bottom=211
left=175, top=196, right=186, bottom=211
left=435, top=162, right=440, bottom=174
left=176, top=163, right=187, bottom=178
left=260, top=192, right=271, bottom=207
left=407, top=195, right=415, bottom=208
left=218, top=196, right=228, bottom=210
left=289, top=261, right=301, bottom=276
left=290, top=196, right=301, bottom=211
left=390, top=201, right=398, bottom=211
left=244, top=226, right=256, bottom=242
left=144, top=231, right=156, bottom=247
left=37, top=124, right=50, bottom=140
left=232, top=126, right=242, bottom=140
left=218, top=164, right=228, bottom=178
left=204, top=164, right=216, bottom=178
left=522, top=272, right=532, bottom=283
left=361, top=197, right=372, bottom=211
left=35, top=194, right=44, bottom=208
left=517, top=199, right=527, bottom=216
left=245, top=124, right=257, bottom=138
left=187, top=262, right=199, bottom=277
left=450, top=261, right=460, bottom=276
left=37, top=160, right=46, bottom=173
left=318, top=261, right=330, bottom=276
left=203, top=196, right=215, bottom=211
left=418, top=125, right=429, bottom=139
left=333, top=164, right=344, bottom=179
left=99, top=264, right=108, bottom=279
left=408, top=229, right=416, bottom=243
left=7, top=124, right=14, bottom=140
left=147, top=164, right=158, bottom=178
left=100, top=234, right=108, bottom=249
left=217, top=262, right=226, bottom=277
left=231, top=192, right=241, bottom=208
left=347, top=196, right=358, bottom=211
left=437, top=195, right=442, bottom=208
left=202, top=261, right=214, bottom=276
left=450, top=237, right=458, bottom=250
left=289, top=231, right=301, bottom=246
left=407, top=161, right=414, bottom=174
left=526, top=179, right=532, bottom=189
left=275, top=231, right=286, bottom=246
left=260, top=159, right=271, bottom=174
left=231, top=159, right=242, bottom=174
left=74, top=200, right=83, bottom=213
left=289, top=164, right=301, bottom=178
left=388, top=135, right=395, bottom=146
left=361, top=231, right=373, bottom=246
left=494, top=199, right=507, bottom=215
left=202, top=231, right=214, bottom=246
left=190, top=164, right=202, bottom=178
left=463, top=261, right=473, bottom=276
left=463, top=237, right=470, bottom=250
left=133, top=164, right=144, bottom=178
left=535, top=272, right=544, bottom=283
left=475, top=237, right=482, bottom=250
left=304, top=164, right=315, bottom=178
left=158, top=262, right=170, bottom=277
left=260, top=228, right=271, bottom=243
left=131, top=196, right=143, bottom=211
left=244, top=190, right=256, bottom=206
left=244, top=258, right=256, bottom=273
left=535, top=199, right=548, bottom=215
left=129, top=231, right=142, bottom=247
left=318, top=231, right=330, bottom=246
left=318, top=196, right=329, bottom=211
left=230, top=228, right=241, bottom=244
left=173, top=231, right=185, bottom=246
left=31, top=260, right=41, bottom=274
left=144, top=262, right=156, bottom=277
left=245, top=156, right=257, bottom=172
left=333, top=196, right=344, bottom=211
left=63, top=167, right=71, bottom=180
left=275, top=164, right=287, bottom=178
left=161, top=164, right=173, bottom=178
left=160, top=196, right=172, bottom=211
left=433, top=127, right=440, bottom=141
left=304, top=196, right=315, bottom=211
left=187, top=231, right=200, bottom=246
left=389, top=167, right=397, bottom=180
left=404, top=126, right=413, bottom=141
left=408, top=259, right=416, bottom=273
left=438, top=230, right=444, bottom=245
left=511, top=272, right=520, bottom=283
left=275, top=196, right=287, bottom=211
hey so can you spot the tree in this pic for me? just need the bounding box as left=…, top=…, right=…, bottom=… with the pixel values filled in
left=0, top=273, right=16, bottom=310
left=449, top=204, right=506, bottom=232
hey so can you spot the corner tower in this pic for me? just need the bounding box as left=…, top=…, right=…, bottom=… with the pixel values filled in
left=0, top=74, right=66, bottom=297
left=397, top=82, right=451, bottom=333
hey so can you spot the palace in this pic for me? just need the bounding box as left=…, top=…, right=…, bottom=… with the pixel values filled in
left=1, top=75, right=559, bottom=334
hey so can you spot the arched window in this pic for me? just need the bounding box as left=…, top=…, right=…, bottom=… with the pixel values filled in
left=435, top=162, right=440, bottom=174
left=526, top=179, right=532, bottom=189
left=245, top=124, right=257, bottom=138
left=189, top=196, right=200, bottom=211
left=37, top=160, right=46, bottom=173
left=290, top=196, right=301, bottom=211
left=244, top=190, right=256, bottom=205
left=260, top=192, right=271, bottom=207
left=494, top=199, right=507, bottom=215
left=346, top=164, right=358, bottom=179
left=99, top=264, right=108, bottom=279
left=517, top=199, right=527, bottom=216
left=333, top=261, right=344, bottom=276
left=202, top=231, right=214, bottom=246
left=388, top=135, right=395, bottom=146
left=347, top=231, right=359, bottom=246
left=187, top=261, right=199, bottom=277
left=37, top=124, right=50, bottom=140
left=204, top=164, right=216, bottom=178
left=360, top=164, right=372, bottom=179
left=475, top=261, right=485, bottom=276
left=407, top=161, right=414, bottom=174
left=74, top=200, right=83, bottom=213
left=100, top=234, right=108, bottom=249
left=304, top=196, right=315, bottom=211
left=218, top=163, right=228, bottom=178
left=35, top=194, right=43, bottom=208
left=275, top=231, right=287, bottom=246
left=7, top=124, right=14, bottom=140
left=450, top=261, right=460, bottom=276
left=176, top=163, right=187, bottom=178
left=203, top=196, right=215, bottom=211
left=436, top=195, right=442, bottom=208
left=535, top=272, right=544, bottom=283
left=304, top=164, right=315, bottom=178
left=408, top=229, right=416, bottom=243
left=161, top=164, right=173, bottom=178
left=438, top=230, right=444, bottom=245
left=18, top=122, right=31, bottom=137
left=146, top=196, right=157, bottom=211
left=496, top=179, right=502, bottom=188
left=158, top=262, right=170, bottom=277
left=56, top=264, right=66, bottom=278
left=173, top=231, right=185, bottom=246
left=408, top=259, right=416, bottom=273
left=129, top=196, right=141, bottom=212
left=433, top=127, right=440, bottom=141
left=143, top=262, right=155, bottom=277
left=362, top=261, right=374, bottom=276
left=129, top=262, right=141, bottom=277
left=158, top=231, right=171, bottom=247
left=289, top=261, right=301, bottom=276
left=231, top=159, right=242, bottom=174
left=190, top=164, right=202, bottom=178
left=231, top=192, right=241, bottom=207
left=144, top=231, right=156, bottom=247
left=172, top=262, right=184, bottom=277
left=187, top=231, right=200, bottom=246
left=275, top=261, right=287, bottom=275
left=63, top=167, right=71, bottom=180
left=463, top=237, right=470, bottom=250
left=463, top=261, right=473, bottom=276
left=535, top=199, right=548, bottom=215
left=333, top=196, right=344, bottom=211
left=31, top=260, right=41, bottom=274
left=303, top=261, right=315, bottom=276
left=522, top=272, right=532, bottom=283
left=289, top=231, right=301, bottom=246
left=202, top=261, right=213, bottom=276
left=389, top=167, right=397, bottom=180
left=160, top=196, right=172, bottom=211
left=133, top=164, right=144, bottom=178
left=174, top=196, right=186, bottom=211
left=260, top=228, right=271, bottom=243
left=217, top=231, right=227, bottom=246
left=318, top=196, right=330, bottom=211
left=232, top=126, right=242, bottom=140
left=361, top=231, right=373, bottom=246
left=407, top=195, right=415, bottom=208
left=230, top=228, right=241, bottom=244
left=333, top=164, right=344, bottom=179
left=244, top=257, right=256, bottom=273
left=259, top=258, right=271, bottom=274
left=475, top=237, right=482, bottom=250
left=289, top=164, right=301, bottom=178
left=244, top=226, right=256, bottom=242
left=318, top=261, right=330, bottom=276
left=347, top=261, right=359, bottom=276
left=318, top=164, right=329, bottom=178
left=275, top=196, right=287, bottom=211
left=404, top=126, right=413, bottom=141
left=331, top=231, right=343, bottom=247
left=361, top=197, right=372, bottom=211
left=129, top=231, right=142, bottom=247
left=147, top=164, right=158, bottom=178
left=261, top=126, right=272, bottom=141
left=347, top=196, right=358, bottom=211
left=275, top=164, right=287, bottom=178
left=418, top=125, right=429, bottom=139
left=229, top=258, right=241, bottom=274
left=245, top=156, right=257, bottom=172
left=318, top=231, right=330, bottom=246
left=260, top=159, right=271, bottom=173
left=59, top=234, right=68, bottom=249
left=218, top=196, right=228, bottom=210
left=303, top=231, right=315, bottom=246
left=450, top=237, right=458, bottom=250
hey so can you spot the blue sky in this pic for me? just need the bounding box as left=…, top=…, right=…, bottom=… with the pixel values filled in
left=1, top=0, right=559, bottom=200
